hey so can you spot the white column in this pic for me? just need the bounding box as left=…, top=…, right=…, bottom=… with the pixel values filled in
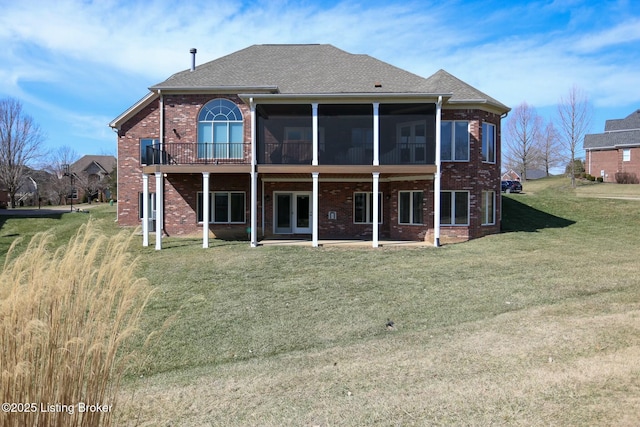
left=142, top=173, right=149, bottom=247
left=373, top=103, right=380, bottom=166
left=372, top=172, right=380, bottom=248
left=434, top=96, right=442, bottom=247
left=250, top=99, right=258, bottom=247
left=202, top=172, right=210, bottom=248
left=154, top=172, right=163, bottom=250
left=250, top=170, right=258, bottom=247
left=312, top=103, right=319, bottom=166
left=312, top=172, right=319, bottom=247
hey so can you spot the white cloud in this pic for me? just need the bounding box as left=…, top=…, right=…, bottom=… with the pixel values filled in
left=1, top=0, right=639, bottom=155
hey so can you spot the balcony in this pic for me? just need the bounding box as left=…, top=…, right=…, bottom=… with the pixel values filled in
left=144, top=143, right=250, bottom=165
left=145, top=141, right=434, bottom=166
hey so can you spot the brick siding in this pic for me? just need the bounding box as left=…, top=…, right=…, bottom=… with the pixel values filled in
left=587, top=147, right=640, bottom=182
left=117, top=96, right=502, bottom=243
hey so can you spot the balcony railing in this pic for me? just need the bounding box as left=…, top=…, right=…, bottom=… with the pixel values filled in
left=144, top=142, right=433, bottom=166
left=144, top=143, right=249, bottom=165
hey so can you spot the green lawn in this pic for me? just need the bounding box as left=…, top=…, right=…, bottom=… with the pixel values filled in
left=3, top=178, right=640, bottom=426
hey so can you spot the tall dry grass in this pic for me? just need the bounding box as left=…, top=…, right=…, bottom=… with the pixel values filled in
left=0, top=221, right=151, bottom=427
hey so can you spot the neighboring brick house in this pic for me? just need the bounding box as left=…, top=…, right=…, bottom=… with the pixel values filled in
left=109, top=44, right=510, bottom=248
left=501, top=169, right=521, bottom=182
left=584, top=110, right=640, bottom=183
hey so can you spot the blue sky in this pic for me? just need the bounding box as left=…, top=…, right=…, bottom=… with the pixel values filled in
left=1, top=0, right=639, bottom=162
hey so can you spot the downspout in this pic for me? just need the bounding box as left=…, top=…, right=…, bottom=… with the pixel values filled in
left=433, top=96, right=442, bottom=247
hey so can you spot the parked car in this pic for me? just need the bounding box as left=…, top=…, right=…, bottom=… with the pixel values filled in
left=501, top=180, right=522, bottom=193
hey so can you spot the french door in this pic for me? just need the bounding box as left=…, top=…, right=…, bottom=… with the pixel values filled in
left=274, top=192, right=312, bottom=234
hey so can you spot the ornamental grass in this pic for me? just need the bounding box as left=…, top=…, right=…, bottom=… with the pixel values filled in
left=0, top=222, right=151, bottom=427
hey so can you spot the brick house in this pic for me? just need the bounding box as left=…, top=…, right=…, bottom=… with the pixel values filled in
left=584, top=110, right=640, bottom=182
left=109, top=44, right=510, bottom=249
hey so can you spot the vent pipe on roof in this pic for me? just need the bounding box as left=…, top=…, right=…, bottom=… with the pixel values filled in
left=190, top=48, right=197, bottom=71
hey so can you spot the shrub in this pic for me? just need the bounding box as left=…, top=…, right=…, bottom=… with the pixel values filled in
left=596, top=177, right=604, bottom=182
left=615, top=172, right=640, bottom=184
left=0, top=222, right=151, bottom=427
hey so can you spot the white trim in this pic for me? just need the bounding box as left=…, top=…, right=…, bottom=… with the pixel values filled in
left=109, top=92, right=158, bottom=129
left=312, top=103, right=319, bottom=166
left=353, top=191, right=383, bottom=225
left=202, top=172, right=210, bottom=248
left=481, top=122, right=497, bottom=164
left=434, top=96, right=442, bottom=247
left=372, top=173, right=380, bottom=248
left=373, top=103, right=380, bottom=166
left=440, top=190, right=470, bottom=226
left=398, top=190, right=424, bottom=225
left=273, top=191, right=313, bottom=235
left=312, top=172, right=319, bottom=247
left=250, top=99, right=258, bottom=247
left=142, top=173, right=149, bottom=247
left=197, top=191, right=247, bottom=224
left=481, top=190, right=496, bottom=226
left=441, top=120, right=470, bottom=162
left=155, top=172, right=163, bottom=250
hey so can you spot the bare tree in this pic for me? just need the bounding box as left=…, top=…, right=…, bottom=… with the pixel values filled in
left=537, top=121, right=563, bottom=177
left=45, top=146, right=80, bottom=205
left=0, top=98, right=45, bottom=207
left=557, top=85, right=592, bottom=187
left=504, top=102, right=542, bottom=181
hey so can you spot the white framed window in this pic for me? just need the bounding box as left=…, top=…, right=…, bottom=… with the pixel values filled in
left=353, top=192, right=382, bottom=224
left=481, top=123, right=496, bottom=163
left=441, top=191, right=469, bottom=226
left=398, top=191, right=423, bottom=225
left=140, top=138, right=159, bottom=165
left=481, top=191, right=495, bottom=225
left=197, top=191, right=246, bottom=223
left=441, top=121, right=469, bottom=161
left=198, top=99, right=243, bottom=159
left=138, top=192, right=156, bottom=219
left=623, top=149, right=631, bottom=162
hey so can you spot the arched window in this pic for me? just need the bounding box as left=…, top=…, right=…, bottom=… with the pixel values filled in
left=198, top=98, right=244, bottom=159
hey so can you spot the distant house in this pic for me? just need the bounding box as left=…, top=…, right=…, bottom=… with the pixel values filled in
left=501, top=170, right=521, bottom=181
left=110, top=44, right=510, bottom=248
left=68, top=155, right=116, bottom=203
left=584, top=110, right=640, bottom=182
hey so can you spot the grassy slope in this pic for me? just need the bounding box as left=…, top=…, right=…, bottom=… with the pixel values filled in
left=3, top=183, right=639, bottom=426
left=115, top=176, right=640, bottom=426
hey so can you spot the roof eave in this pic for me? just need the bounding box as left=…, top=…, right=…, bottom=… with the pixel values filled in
left=109, top=92, right=158, bottom=130
left=238, top=92, right=453, bottom=103
left=445, top=99, right=511, bottom=115
left=150, top=85, right=280, bottom=94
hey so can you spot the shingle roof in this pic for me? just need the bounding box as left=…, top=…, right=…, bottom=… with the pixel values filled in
left=150, top=44, right=509, bottom=111
left=152, top=44, right=439, bottom=94
left=584, top=109, right=640, bottom=150
left=604, top=109, right=640, bottom=132
left=112, top=44, right=510, bottom=128
left=422, top=69, right=509, bottom=110
left=584, top=129, right=640, bottom=149
left=71, top=155, right=116, bottom=174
